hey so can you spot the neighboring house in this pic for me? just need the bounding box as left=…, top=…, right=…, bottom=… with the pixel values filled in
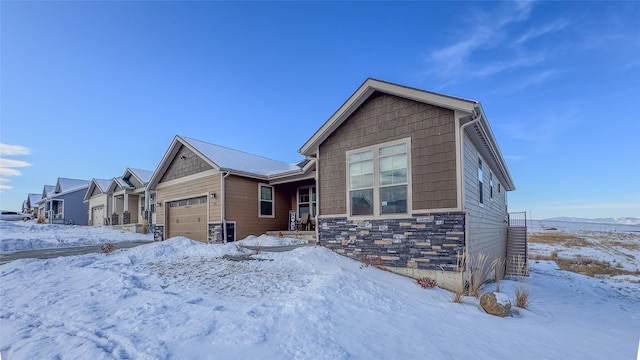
left=84, top=178, right=112, bottom=226
left=105, top=168, right=154, bottom=232
left=37, top=185, right=56, bottom=218
left=299, top=78, right=517, bottom=290
left=38, top=178, right=90, bottom=225
left=24, top=193, right=42, bottom=216
left=147, top=136, right=315, bottom=243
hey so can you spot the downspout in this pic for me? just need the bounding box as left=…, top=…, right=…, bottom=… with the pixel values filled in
left=221, top=171, right=231, bottom=243
left=458, top=105, right=483, bottom=279
left=312, top=152, right=319, bottom=243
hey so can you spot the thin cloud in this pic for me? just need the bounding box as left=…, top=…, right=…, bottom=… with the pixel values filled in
left=0, top=143, right=31, bottom=156
left=424, top=1, right=536, bottom=81
left=512, top=19, right=570, bottom=46
left=492, top=69, right=559, bottom=95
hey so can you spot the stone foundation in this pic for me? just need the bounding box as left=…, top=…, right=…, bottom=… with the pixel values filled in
left=111, top=213, right=119, bottom=226
left=154, top=225, right=164, bottom=241
left=122, top=211, right=131, bottom=225
left=208, top=223, right=224, bottom=244
left=318, top=212, right=465, bottom=272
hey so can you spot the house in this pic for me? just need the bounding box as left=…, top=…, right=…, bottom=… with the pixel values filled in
left=299, top=78, right=516, bottom=290
left=147, top=136, right=315, bottom=243
left=38, top=178, right=90, bottom=225
left=147, top=78, right=519, bottom=290
left=106, top=168, right=154, bottom=232
left=84, top=178, right=112, bottom=226
left=37, top=185, right=56, bottom=219
left=24, top=193, right=42, bottom=216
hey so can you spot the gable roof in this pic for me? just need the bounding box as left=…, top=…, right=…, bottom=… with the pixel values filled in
left=148, top=136, right=307, bottom=188
left=299, top=78, right=478, bottom=156
left=107, top=176, right=133, bottom=193
left=83, top=178, right=112, bottom=201
left=41, top=185, right=56, bottom=200
left=27, top=193, right=42, bottom=207
left=55, top=178, right=90, bottom=194
left=127, top=168, right=154, bottom=185
left=299, top=78, right=515, bottom=191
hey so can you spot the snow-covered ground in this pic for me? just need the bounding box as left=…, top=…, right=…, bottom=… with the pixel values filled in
left=528, top=220, right=640, bottom=279
left=1, top=221, right=639, bottom=359
left=0, top=220, right=153, bottom=251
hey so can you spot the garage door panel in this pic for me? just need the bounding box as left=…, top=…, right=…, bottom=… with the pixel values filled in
left=167, top=197, right=207, bottom=242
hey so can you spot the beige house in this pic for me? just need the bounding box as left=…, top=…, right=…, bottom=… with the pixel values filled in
left=300, top=78, right=518, bottom=290
left=84, top=178, right=112, bottom=226
left=147, top=136, right=315, bottom=243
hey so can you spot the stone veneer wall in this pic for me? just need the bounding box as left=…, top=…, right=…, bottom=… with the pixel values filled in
left=154, top=223, right=224, bottom=243
left=154, top=225, right=164, bottom=241
left=122, top=211, right=131, bottom=225
left=318, top=212, right=465, bottom=271
left=208, top=223, right=224, bottom=244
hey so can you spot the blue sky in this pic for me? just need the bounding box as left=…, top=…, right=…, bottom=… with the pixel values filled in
left=1, top=1, right=638, bottom=220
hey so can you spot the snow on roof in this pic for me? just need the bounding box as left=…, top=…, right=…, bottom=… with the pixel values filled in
left=128, top=168, right=154, bottom=184
left=56, top=178, right=90, bottom=194
left=43, top=185, right=55, bottom=196
left=182, top=137, right=302, bottom=177
left=94, top=178, right=112, bottom=193
left=112, top=176, right=134, bottom=190
left=28, top=193, right=42, bottom=204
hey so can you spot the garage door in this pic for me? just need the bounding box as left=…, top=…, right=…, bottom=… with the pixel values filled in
left=92, top=206, right=104, bottom=226
left=167, top=196, right=208, bottom=242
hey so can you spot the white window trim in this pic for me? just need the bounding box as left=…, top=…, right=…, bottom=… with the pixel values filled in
left=258, top=184, right=275, bottom=218
left=346, top=137, right=412, bottom=220
left=297, top=185, right=316, bottom=218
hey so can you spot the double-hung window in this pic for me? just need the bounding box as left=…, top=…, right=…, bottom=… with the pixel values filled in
left=347, top=139, right=409, bottom=217
left=297, top=186, right=316, bottom=218
left=259, top=184, right=274, bottom=217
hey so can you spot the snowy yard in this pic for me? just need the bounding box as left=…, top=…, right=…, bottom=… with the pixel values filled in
left=1, top=220, right=639, bottom=359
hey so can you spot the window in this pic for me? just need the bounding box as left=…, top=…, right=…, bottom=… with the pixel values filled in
left=297, top=186, right=316, bottom=218
left=478, top=157, right=484, bottom=205
left=259, top=184, right=274, bottom=217
left=490, top=172, right=494, bottom=200
left=347, top=139, right=409, bottom=217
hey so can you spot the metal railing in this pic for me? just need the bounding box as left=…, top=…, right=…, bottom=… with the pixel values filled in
left=508, top=211, right=527, bottom=227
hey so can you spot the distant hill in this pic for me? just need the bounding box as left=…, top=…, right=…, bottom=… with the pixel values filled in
left=544, top=217, right=640, bottom=225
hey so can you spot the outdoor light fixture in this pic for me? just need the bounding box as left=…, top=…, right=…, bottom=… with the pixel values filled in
left=180, top=155, right=186, bottom=160
left=210, top=192, right=216, bottom=199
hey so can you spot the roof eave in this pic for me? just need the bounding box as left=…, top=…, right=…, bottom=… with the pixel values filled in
left=299, top=78, right=477, bottom=156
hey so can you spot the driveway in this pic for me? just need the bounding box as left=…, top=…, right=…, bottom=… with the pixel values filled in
left=0, top=241, right=153, bottom=265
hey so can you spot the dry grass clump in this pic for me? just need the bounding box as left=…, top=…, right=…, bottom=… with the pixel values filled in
left=554, top=257, right=640, bottom=278
left=528, top=232, right=590, bottom=248
left=452, top=282, right=464, bottom=303
left=514, top=284, right=530, bottom=309
left=37, top=213, right=46, bottom=224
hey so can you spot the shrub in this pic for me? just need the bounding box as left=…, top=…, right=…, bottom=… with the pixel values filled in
left=452, top=282, right=464, bottom=303
left=515, top=284, right=529, bottom=309
left=101, top=243, right=115, bottom=255
left=416, top=277, right=437, bottom=289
